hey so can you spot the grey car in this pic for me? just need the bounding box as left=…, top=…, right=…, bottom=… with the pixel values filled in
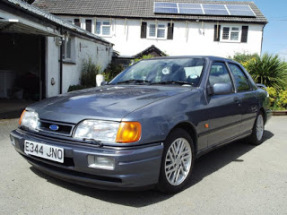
left=10, top=56, right=271, bottom=193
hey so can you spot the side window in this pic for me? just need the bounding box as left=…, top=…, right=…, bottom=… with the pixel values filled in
left=209, top=62, right=233, bottom=86
left=228, top=63, right=251, bottom=92
left=96, top=20, right=111, bottom=36
left=62, top=35, right=75, bottom=61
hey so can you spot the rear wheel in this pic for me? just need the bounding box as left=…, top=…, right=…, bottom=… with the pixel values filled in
left=248, top=112, right=265, bottom=145
left=157, top=128, right=194, bottom=193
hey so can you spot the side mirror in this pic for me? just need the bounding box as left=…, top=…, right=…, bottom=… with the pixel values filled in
left=209, top=83, right=233, bottom=95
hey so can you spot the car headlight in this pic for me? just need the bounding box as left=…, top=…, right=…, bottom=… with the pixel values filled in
left=74, top=120, right=141, bottom=143
left=19, top=110, right=39, bottom=130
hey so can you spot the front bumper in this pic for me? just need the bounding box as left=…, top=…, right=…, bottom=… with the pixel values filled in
left=10, top=129, right=163, bottom=190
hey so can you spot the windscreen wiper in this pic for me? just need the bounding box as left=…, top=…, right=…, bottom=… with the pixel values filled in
left=150, top=81, right=191, bottom=86
left=116, top=79, right=151, bottom=85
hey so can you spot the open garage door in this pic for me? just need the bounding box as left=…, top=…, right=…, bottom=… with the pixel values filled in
left=0, top=18, right=49, bottom=118
left=0, top=33, right=46, bottom=118
left=0, top=33, right=45, bottom=100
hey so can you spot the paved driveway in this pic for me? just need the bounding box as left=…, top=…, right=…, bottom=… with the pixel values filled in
left=1, top=117, right=287, bottom=215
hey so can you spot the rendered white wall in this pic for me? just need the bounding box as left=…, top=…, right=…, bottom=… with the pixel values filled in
left=46, top=37, right=60, bottom=98
left=61, top=15, right=264, bottom=58
left=106, top=19, right=264, bottom=57
left=46, top=36, right=112, bottom=97
left=61, top=37, right=112, bottom=93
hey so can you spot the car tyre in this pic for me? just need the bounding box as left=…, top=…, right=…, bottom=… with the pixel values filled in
left=248, top=112, right=265, bottom=145
left=157, top=128, right=194, bottom=194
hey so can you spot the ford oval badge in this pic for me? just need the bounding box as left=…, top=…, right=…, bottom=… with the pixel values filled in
left=49, top=124, right=59, bottom=131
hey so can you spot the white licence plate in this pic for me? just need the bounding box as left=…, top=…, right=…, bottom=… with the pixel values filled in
left=24, top=140, right=64, bottom=163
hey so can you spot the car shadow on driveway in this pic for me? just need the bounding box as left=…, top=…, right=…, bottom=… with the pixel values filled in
left=30, top=130, right=274, bottom=208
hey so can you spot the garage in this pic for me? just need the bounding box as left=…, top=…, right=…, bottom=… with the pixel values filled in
left=0, top=33, right=45, bottom=101
left=0, top=0, right=113, bottom=119
left=0, top=14, right=52, bottom=119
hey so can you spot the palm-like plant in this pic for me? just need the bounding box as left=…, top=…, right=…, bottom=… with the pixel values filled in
left=246, top=53, right=287, bottom=90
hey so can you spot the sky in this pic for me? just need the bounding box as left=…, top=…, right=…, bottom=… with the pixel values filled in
left=247, top=0, right=287, bottom=60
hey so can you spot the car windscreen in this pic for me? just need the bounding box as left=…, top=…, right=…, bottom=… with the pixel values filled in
left=110, top=58, right=205, bottom=87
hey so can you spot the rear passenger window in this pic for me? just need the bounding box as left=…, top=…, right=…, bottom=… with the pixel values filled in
left=228, top=63, right=250, bottom=92
left=209, top=62, right=232, bottom=86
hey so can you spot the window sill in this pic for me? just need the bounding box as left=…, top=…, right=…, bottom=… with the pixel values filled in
left=146, top=37, right=167, bottom=40
left=219, top=40, right=241, bottom=43
left=62, top=59, right=76, bottom=65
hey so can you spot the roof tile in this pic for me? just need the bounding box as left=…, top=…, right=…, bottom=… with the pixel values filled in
left=33, top=0, right=267, bottom=24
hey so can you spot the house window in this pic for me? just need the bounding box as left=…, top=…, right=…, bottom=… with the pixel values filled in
left=85, top=19, right=92, bottom=33
left=74, top=19, right=80, bottom=27
left=62, top=35, right=75, bottom=62
left=96, top=20, right=111, bottom=36
left=221, top=26, right=241, bottom=42
left=148, top=23, right=166, bottom=39
left=141, top=22, right=173, bottom=40
left=214, top=25, right=249, bottom=43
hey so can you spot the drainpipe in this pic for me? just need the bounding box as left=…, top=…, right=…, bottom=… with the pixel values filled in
left=59, top=27, right=63, bottom=94
left=260, top=25, right=265, bottom=57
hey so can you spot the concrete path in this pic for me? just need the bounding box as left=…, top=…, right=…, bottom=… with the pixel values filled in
left=1, top=117, right=286, bottom=215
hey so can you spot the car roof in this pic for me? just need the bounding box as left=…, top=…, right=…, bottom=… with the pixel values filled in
left=142, top=55, right=238, bottom=64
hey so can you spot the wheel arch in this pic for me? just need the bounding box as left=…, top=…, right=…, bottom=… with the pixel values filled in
left=259, top=107, right=267, bottom=124
left=168, top=122, right=198, bottom=154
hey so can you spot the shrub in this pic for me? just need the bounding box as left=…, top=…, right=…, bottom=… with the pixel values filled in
left=103, top=63, right=124, bottom=82
left=278, top=90, right=287, bottom=109
left=266, top=87, right=277, bottom=109
left=68, top=85, right=86, bottom=92
left=81, top=58, right=101, bottom=87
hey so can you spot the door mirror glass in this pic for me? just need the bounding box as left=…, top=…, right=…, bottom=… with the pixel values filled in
left=211, top=83, right=233, bottom=95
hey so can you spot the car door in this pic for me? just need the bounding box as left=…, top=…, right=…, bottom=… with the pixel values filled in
left=228, top=63, right=259, bottom=135
left=206, top=61, right=242, bottom=148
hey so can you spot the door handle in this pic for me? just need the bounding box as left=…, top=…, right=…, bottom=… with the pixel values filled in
left=234, top=97, right=241, bottom=106
left=234, top=97, right=240, bottom=103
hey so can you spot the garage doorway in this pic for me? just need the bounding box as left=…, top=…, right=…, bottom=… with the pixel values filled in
left=0, top=33, right=46, bottom=119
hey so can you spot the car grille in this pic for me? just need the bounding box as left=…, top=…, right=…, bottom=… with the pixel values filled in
left=37, top=119, right=75, bottom=137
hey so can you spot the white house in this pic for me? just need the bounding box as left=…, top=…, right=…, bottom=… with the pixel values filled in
left=33, top=0, right=267, bottom=58
left=0, top=0, right=112, bottom=101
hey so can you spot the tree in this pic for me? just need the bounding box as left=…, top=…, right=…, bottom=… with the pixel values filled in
left=232, top=53, right=287, bottom=90
left=246, top=53, right=287, bottom=90
left=232, top=52, right=259, bottom=65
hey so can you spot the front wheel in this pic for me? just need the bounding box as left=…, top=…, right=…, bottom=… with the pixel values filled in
left=157, top=128, right=194, bottom=193
left=248, top=112, right=265, bottom=145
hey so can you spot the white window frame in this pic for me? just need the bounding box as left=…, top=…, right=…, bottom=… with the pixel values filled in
left=95, top=20, right=112, bottom=37
left=147, top=22, right=167, bottom=39
left=221, top=25, right=241, bottom=42
left=62, top=35, right=76, bottom=62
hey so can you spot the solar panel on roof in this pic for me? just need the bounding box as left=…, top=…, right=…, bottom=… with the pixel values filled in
left=226, top=5, right=251, bottom=10
left=202, top=4, right=226, bottom=10
left=154, top=2, right=177, bottom=8
left=229, top=10, right=255, bottom=17
left=204, top=9, right=229, bottom=16
left=154, top=2, right=256, bottom=17
left=178, top=3, right=201, bottom=9
left=154, top=7, right=178, bottom=14
left=226, top=5, right=256, bottom=17
left=179, top=9, right=204, bottom=15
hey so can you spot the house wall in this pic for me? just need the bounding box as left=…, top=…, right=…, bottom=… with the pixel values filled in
left=61, top=16, right=264, bottom=58
left=46, top=37, right=60, bottom=98
left=108, top=19, right=264, bottom=57
left=46, top=37, right=112, bottom=97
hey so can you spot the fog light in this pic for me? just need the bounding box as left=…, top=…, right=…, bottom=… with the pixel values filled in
left=87, top=155, right=115, bottom=170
